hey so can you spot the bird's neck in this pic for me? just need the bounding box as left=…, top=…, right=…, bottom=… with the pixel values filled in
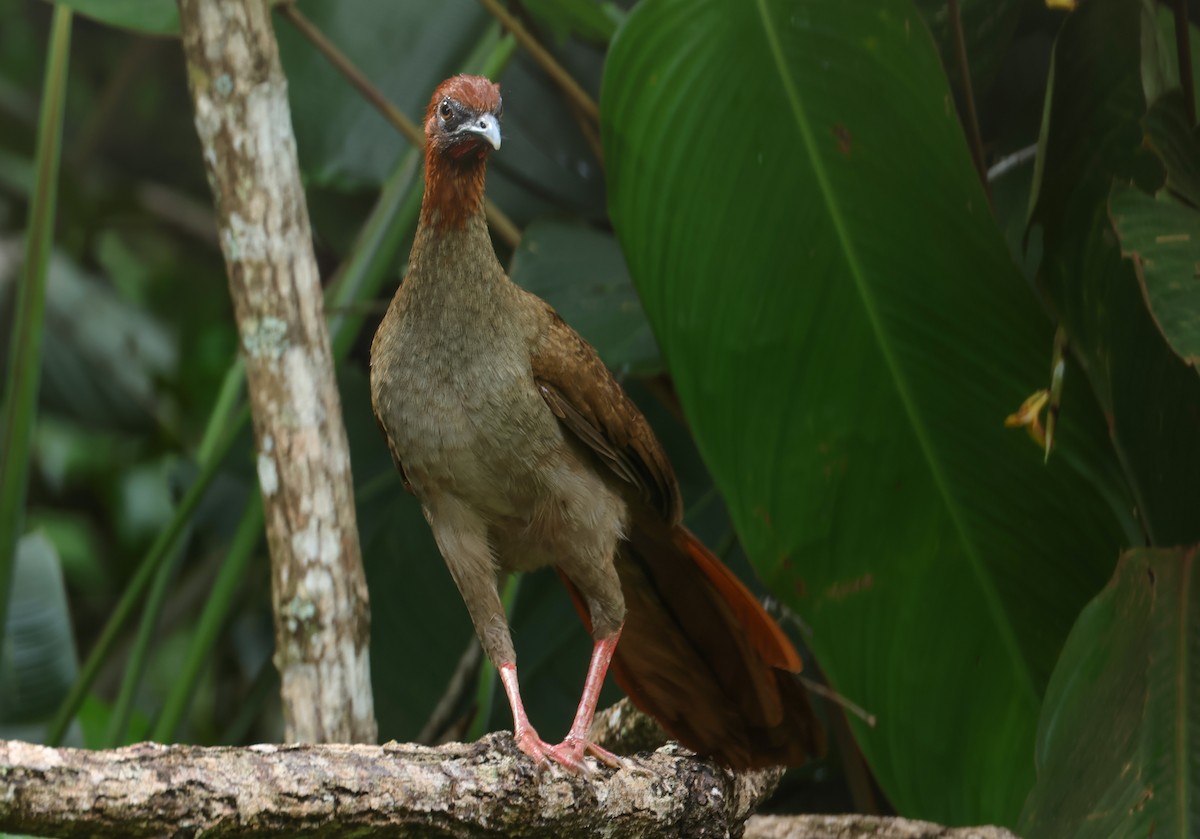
left=406, top=150, right=506, bottom=300
left=418, top=148, right=489, bottom=235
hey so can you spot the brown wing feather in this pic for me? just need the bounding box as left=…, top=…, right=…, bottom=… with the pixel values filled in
left=529, top=304, right=682, bottom=524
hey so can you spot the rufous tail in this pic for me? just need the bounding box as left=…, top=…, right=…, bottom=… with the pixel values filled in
left=562, top=514, right=825, bottom=768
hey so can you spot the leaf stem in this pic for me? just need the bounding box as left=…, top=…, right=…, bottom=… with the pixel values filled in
left=275, top=2, right=521, bottom=249
left=476, top=0, right=600, bottom=125
left=947, top=0, right=989, bottom=198
left=0, top=5, right=72, bottom=660
left=1174, top=0, right=1196, bottom=125
left=277, top=3, right=420, bottom=146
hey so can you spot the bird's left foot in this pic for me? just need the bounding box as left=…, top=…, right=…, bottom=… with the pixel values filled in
left=548, top=736, right=628, bottom=773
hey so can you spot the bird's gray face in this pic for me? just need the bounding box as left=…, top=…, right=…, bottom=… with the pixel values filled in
left=435, top=96, right=502, bottom=159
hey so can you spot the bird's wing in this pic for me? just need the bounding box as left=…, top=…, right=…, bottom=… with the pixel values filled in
left=530, top=302, right=682, bottom=525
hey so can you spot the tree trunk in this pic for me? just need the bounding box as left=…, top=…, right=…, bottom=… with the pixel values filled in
left=176, top=0, right=375, bottom=744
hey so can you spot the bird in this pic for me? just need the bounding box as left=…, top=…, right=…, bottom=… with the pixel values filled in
left=369, top=74, right=824, bottom=772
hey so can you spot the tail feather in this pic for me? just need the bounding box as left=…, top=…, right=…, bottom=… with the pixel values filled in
left=560, top=515, right=825, bottom=769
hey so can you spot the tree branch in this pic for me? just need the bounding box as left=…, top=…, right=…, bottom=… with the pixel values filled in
left=743, top=814, right=1019, bottom=839
left=0, top=736, right=781, bottom=838
left=176, top=0, right=376, bottom=743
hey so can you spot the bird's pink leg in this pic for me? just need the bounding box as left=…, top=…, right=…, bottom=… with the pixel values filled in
left=549, top=629, right=626, bottom=771
left=498, top=662, right=555, bottom=768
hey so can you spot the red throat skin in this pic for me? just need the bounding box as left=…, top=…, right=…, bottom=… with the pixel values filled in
left=420, top=148, right=489, bottom=233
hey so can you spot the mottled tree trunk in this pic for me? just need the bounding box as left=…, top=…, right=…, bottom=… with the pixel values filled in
left=177, top=0, right=376, bottom=744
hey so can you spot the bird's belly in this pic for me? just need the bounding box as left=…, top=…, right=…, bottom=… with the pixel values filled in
left=376, top=343, right=563, bottom=521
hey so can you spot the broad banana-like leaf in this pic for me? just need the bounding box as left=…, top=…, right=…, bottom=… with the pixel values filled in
left=1021, top=547, right=1200, bottom=838
left=603, top=0, right=1128, bottom=824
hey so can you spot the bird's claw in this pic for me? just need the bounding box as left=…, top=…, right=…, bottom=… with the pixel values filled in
left=553, top=737, right=628, bottom=772
left=512, top=728, right=556, bottom=771
left=513, top=730, right=627, bottom=774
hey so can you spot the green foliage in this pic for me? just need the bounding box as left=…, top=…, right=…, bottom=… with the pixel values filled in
left=1028, top=0, right=1200, bottom=547
left=603, top=0, right=1127, bottom=824
left=1110, top=183, right=1200, bottom=366
left=276, top=0, right=492, bottom=189
left=41, top=0, right=177, bottom=35
left=518, top=0, right=623, bottom=43
left=1020, top=547, right=1200, bottom=838
left=509, top=220, right=661, bottom=377
left=0, top=2, right=70, bottom=666
left=914, top=0, right=1027, bottom=96
left=0, top=533, right=78, bottom=734
left=1, top=0, right=1197, bottom=832
left=1109, top=91, right=1200, bottom=368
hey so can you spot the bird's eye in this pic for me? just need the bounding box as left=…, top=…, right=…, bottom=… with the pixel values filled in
left=439, top=100, right=453, bottom=120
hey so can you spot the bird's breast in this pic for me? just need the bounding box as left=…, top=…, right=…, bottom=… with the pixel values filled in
left=370, top=298, right=563, bottom=519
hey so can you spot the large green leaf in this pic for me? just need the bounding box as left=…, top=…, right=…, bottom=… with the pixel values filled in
left=1028, top=0, right=1200, bottom=545
left=1107, top=90, right=1200, bottom=369
left=276, top=0, right=493, bottom=189
left=1110, top=184, right=1200, bottom=367
left=603, top=0, right=1127, bottom=825
left=38, top=0, right=178, bottom=36
left=1143, top=7, right=1200, bottom=111
left=1143, top=91, right=1200, bottom=208
left=1020, top=547, right=1200, bottom=838
left=519, top=0, right=623, bottom=44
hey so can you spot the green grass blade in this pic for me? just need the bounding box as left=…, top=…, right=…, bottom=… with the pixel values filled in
left=44, top=404, right=248, bottom=746
left=151, top=496, right=262, bottom=743
left=103, top=534, right=184, bottom=748
left=0, top=4, right=72, bottom=662
left=478, top=33, right=517, bottom=80
left=327, top=148, right=422, bottom=361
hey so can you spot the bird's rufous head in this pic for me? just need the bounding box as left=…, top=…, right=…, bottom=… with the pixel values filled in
left=424, top=75, right=503, bottom=162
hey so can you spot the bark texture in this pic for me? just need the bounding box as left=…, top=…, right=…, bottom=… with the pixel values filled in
left=176, top=0, right=375, bottom=743
left=0, top=736, right=782, bottom=838
left=744, top=815, right=1020, bottom=838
